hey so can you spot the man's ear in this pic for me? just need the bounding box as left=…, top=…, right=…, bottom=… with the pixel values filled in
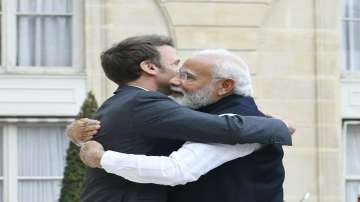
left=217, top=79, right=235, bottom=96
left=139, top=60, right=157, bottom=76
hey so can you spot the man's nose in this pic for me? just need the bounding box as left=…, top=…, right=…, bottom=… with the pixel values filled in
left=170, top=75, right=182, bottom=86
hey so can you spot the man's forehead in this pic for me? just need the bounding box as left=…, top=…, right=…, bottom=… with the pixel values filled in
left=157, top=45, right=179, bottom=62
left=181, top=57, right=214, bottom=75
left=156, top=44, right=175, bottom=51
left=157, top=45, right=176, bottom=56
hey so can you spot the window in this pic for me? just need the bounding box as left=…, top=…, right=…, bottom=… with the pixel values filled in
left=17, top=126, right=68, bottom=202
left=0, top=127, right=3, bottom=202
left=0, top=0, right=2, bottom=66
left=16, top=0, right=73, bottom=67
left=1, top=120, right=70, bottom=202
left=343, top=0, right=360, bottom=72
left=344, top=121, right=360, bottom=202
left=1, top=0, right=82, bottom=72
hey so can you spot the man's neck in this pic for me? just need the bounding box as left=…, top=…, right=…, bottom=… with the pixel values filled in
left=127, top=79, right=158, bottom=92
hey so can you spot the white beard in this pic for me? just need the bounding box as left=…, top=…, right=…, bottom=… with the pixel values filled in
left=169, top=82, right=216, bottom=109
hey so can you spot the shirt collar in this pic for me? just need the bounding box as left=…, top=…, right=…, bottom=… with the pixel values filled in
left=127, top=84, right=149, bottom=91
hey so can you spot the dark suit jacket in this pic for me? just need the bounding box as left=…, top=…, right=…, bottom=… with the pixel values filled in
left=169, top=94, right=285, bottom=202
left=80, top=85, right=291, bottom=202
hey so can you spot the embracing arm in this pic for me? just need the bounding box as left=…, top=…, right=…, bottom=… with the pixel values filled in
left=133, top=91, right=291, bottom=145
left=66, top=92, right=292, bottom=146
left=66, top=118, right=101, bottom=145
left=81, top=141, right=261, bottom=186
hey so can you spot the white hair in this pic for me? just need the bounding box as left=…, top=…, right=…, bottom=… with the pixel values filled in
left=192, top=49, right=253, bottom=96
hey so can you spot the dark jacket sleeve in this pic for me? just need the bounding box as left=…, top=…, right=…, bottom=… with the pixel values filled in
left=132, top=91, right=292, bottom=145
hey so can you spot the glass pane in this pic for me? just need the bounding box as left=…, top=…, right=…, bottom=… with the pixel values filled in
left=0, top=182, right=2, bottom=202
left=343, top=21, right=360, bottom=71
left=0, top=127, right=3, bottom=202
left=17, top=126, right=69, bottom=176
left=0, top=127, right=2, bottom=176
left=18, top=180, right=62, bottom=202
left=345, top=0, right=360, bottom=18
left=0, top=16, right=1, bottom=66
left=0, top=128, right=3, bottom=202
left=346, top=125, right=360, bottom=175
left=346, top=181, right=360, bottom=202
left=18, top=0, right=72, bottom=13
left=17, top=16, right=72, bottom=67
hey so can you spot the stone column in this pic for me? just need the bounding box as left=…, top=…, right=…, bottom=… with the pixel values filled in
left=84, top=0, right=109, bottom=103
left=314, top=0, right=342, bottom=201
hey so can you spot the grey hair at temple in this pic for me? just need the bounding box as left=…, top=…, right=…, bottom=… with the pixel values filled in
left=193, top=49, right=253, bottom=96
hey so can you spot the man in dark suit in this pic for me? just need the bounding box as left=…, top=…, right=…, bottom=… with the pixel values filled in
left=79, top=49, right=289, bottom=202
left=67, top=35, right=292, bottom=202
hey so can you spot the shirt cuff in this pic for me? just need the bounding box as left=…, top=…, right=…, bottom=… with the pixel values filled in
left=100, top=150, right=126, bottom=172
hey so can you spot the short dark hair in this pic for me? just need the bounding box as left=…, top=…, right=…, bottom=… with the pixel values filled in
left=100, top=35, right=174, bottom=85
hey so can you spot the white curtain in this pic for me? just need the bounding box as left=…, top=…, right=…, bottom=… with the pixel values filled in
left=0, top=128, right=3, bottom=202
left=347, top=182, right=360, bottom=202
left=18, top=181, right=62, bottom=202
left=17, top=126, right=69, bottom=202
left=0, top=127, right=3, bottom=176
left=17, top=0, right=72, bottom=67
left=344, top=0, right=360, bottom=71
left=0, top=12, right=2, bottom=66
left=0, top=183, right=2, bottom=202
left=346, top=124, right=360, bottom=202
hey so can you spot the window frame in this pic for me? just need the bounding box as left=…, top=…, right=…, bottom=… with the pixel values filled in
left=0, top=117, right=73, bottom=202
left=0, top=0, right=84, bottom=74
left=0, top=123, right=3, bottom=202
left=342, top=0, right=360, bottom=76
left=342, top=120, right=360, bottom=202
left=0, top=0, right=4, bottom=72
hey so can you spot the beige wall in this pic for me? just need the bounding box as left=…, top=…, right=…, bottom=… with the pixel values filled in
left=84, top=1, right=343, bottom=201
left=257, top=0, right=342, bottom=201
left=84, top=0, right=170, bottom=103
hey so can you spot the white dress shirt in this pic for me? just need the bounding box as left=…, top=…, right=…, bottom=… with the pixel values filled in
left=101, top=140, right=261, bottom=186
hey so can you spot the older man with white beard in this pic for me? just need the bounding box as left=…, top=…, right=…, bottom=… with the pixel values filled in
left=79, top=49, right=292, bottom=202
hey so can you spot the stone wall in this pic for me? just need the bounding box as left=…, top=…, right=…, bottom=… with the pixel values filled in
left=84, top=1, right=343, bottom=201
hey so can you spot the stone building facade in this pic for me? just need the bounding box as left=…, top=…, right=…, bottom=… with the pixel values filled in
left=1, top=0, right=359, bottom=202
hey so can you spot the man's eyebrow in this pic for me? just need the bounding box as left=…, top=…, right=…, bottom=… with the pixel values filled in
left=181, top=68, right=197, bottom=76
left=173, top=59, right=180, bottom=65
